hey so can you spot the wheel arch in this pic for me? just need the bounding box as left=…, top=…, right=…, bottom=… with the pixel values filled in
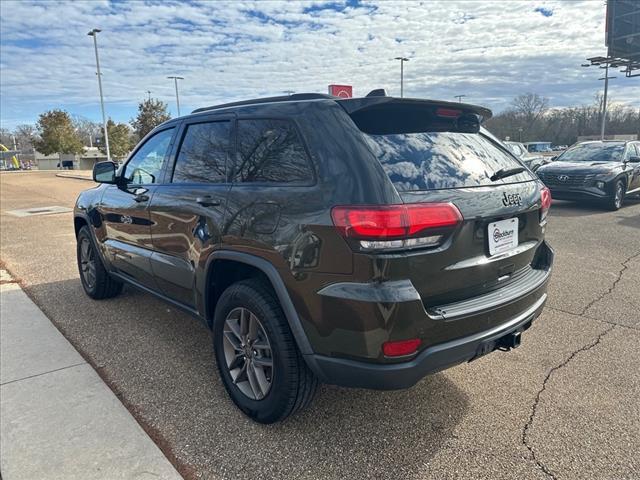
left=203, top=251, right=314, bottom=357
left=74, top=214, right=89, bottom=237
left=618, top=173, right=628, bottom=189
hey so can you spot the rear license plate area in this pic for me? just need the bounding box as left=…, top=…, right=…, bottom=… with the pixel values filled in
left=488, top=217, right=519, bottom=256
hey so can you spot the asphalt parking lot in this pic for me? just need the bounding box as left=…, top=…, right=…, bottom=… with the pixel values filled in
left=1, top=170, right=639, bottom=480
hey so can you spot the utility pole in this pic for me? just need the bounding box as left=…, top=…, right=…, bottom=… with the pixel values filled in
left=598, top=64, right=615, bottom=140
left=454, top=95, right=466, bottom=103
left=88, top=29, right=111, bottom=162
left=394, top=57, right=409, bottom=98
left=582, top=58, right=616, bottom=141
left=167, top=76, right=184, bottom=116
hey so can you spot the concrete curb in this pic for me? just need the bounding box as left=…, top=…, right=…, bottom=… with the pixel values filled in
left=0, top=270, right=183, bottom=480
left=55, top=172, right=94, bottom=181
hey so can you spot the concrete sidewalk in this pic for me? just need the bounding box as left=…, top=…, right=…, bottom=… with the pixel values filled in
left=55, top=171, right=94, bottom=181
left=0, top=271, right=182, bottom=480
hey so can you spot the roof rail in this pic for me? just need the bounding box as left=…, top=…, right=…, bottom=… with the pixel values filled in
left=191, top=93, right=335, bottom=114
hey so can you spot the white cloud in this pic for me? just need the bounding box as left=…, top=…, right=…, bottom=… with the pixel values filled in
left=0, top=0, right=638, bottom=128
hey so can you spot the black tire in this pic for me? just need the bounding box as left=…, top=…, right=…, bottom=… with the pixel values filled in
left=606, top=179, right=625, bottom=211
left=76, top=226, right=123, bottom=299
left=213, top=278, right=318, bottom=423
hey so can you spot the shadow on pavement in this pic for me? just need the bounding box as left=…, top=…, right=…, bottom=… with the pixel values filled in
left=550, top=196, right=639, bottom=216
left=23, top=276, right=468, bottom=480
left=549, top=200, right=612, bottom=217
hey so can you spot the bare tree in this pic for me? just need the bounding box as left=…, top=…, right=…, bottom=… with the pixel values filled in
left=511, top=93, right=549, bottom=128
left=72, top=115, right=101, bottom=147
left=13, top=124, right=37, bottom=153
left=485, top=94, right=638, bottom=146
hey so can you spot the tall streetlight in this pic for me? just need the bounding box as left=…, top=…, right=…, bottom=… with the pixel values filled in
left=394, top=57, right=409, bottom=98
left=582, top=59, right=616, bottom=140
left=87, top=28, right=110, bottom=162
left=454, top=94, right=466, bottom=103
left=167, top=76, right=184, bottom=117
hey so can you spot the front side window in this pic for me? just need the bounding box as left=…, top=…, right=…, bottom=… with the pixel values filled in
left=173, top=121, right=230, bottom=184
left=364, top=131, right=533, bottom=192
left=123, top=128, right=174, bottom=185
left=232, top=119, right=313, bottom=184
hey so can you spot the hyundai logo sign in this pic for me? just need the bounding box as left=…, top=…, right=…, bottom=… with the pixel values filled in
left=558, top=175, right=570, bottom=182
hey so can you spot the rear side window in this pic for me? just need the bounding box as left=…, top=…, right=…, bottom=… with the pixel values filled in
left=364, top=131, right=533, bottom=192
left=173, top=121, right=230, bottom=184
left=232, top=119, right=313, bottom=184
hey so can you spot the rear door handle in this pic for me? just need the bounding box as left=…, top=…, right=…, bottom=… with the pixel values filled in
left=196, top=196, right=221, bottom=207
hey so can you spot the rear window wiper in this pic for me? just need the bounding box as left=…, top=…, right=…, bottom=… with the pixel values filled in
left=489, top=166, right=526, bottom=182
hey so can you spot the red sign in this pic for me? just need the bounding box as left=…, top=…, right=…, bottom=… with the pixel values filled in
left=328, top=84, right=353, bottom=98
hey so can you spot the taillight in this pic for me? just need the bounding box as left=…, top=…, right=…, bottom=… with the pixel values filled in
left=382, top=338, right=421, bottom=357
left=540, top=187, right=552, bottom=222
left=331, top=203, right=462, bottom=251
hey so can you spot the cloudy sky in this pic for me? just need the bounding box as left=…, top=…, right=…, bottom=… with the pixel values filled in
left=1, top=0, right=638, bottom=129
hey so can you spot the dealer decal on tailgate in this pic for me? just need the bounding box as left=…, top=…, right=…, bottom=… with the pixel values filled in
left=489, top=218, right=519, bottom=256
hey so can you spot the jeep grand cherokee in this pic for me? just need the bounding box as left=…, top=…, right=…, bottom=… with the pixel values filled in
left=74, top=92, right=553, bottom=423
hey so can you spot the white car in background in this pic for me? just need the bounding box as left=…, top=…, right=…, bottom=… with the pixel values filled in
left=504, top=141, right=549, bottom=172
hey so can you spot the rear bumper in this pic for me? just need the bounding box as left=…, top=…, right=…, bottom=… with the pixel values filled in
left=306, top=292, right=547, bottom=390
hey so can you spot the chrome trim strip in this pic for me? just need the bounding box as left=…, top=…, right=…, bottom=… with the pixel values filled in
left=428, top=267, right=550, bottom=320
left=444, top=240, right=539, bottom=270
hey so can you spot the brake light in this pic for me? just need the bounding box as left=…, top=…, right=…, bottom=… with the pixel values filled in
left=540, top=187, right=552, bottom=222
left=331, top=203, right=462, bottom=250
left=436, top=108, right=462, bottom=118
left=383, top=338, right=421, bottom=357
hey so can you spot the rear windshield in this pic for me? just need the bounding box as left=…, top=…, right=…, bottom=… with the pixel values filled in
left=363, top=131, right=532, bottom=192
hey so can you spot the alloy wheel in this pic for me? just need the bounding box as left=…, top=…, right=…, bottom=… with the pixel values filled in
left=79, top=237, right=96, bottom=290
left=222, top=307, right=273, bottom=400
left=615, top=183, right=623, bottom=208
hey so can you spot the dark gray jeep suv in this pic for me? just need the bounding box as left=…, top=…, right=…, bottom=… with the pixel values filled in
left=74, top=92, right=553, bottom=422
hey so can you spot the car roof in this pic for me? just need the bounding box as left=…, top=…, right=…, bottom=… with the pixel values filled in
left=188, top=92, right=493, bottom=120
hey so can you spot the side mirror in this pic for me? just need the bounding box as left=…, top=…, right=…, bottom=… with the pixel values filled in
left=550, top=156, right=557, bottom=161
left=629, top=155, right=640, bottom=163
left=93, top=161, right=117, bottom=184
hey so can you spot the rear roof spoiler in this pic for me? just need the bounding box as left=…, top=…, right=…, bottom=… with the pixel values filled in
left=337, top=97, right=492, bottom=121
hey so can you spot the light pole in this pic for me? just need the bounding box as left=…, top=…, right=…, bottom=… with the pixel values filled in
left=88, top=29, right=111, bottom=162
left=167, top=76, right=184, bottom=116
left=394, top=57, right=409, bottom=98
left=518, top=127, right=523, bottom=142
left=454, top=95, right=466, bottom=103
left=598, top=64, right=615, bottom=141
left=582, top=60, right=616, bottom=141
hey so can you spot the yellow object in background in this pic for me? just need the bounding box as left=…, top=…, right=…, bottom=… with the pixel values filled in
left=0, top=143, right=20, bottom=168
